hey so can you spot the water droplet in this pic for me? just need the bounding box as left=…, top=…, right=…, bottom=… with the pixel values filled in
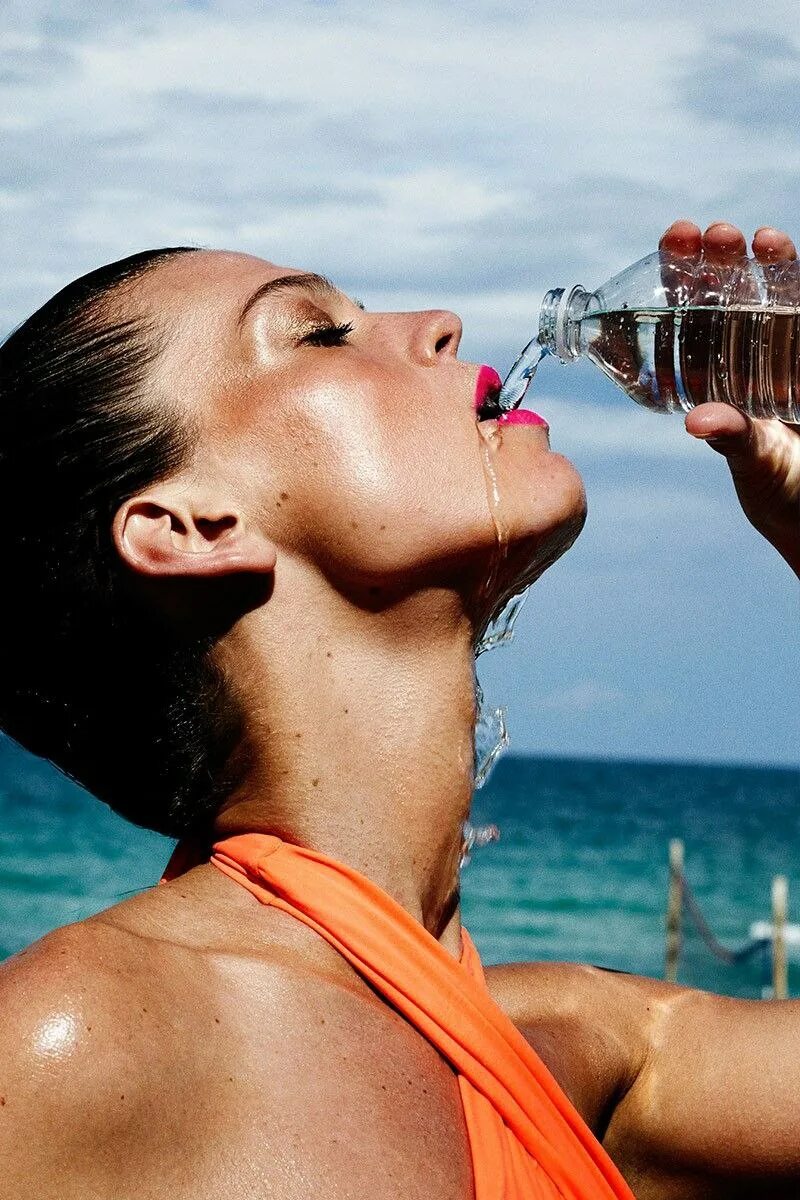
left=459, top=817, right=501, bottom=869
left=476, top=590, right=528, bottom=656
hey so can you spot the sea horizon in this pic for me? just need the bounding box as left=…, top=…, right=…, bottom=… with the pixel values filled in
left=0, top=737, right=797, bottom=997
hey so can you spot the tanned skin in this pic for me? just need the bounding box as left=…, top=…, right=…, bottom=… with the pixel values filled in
left=0, top=221, right=797, bottom=1199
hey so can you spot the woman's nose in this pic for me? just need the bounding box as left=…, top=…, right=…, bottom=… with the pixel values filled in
left=411, top=309, right=463, bottom=364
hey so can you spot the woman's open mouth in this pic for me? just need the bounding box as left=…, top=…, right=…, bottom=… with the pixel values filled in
left=474, top=365, right=504, bottom=421
left=473, top=364, right=548, bottom=429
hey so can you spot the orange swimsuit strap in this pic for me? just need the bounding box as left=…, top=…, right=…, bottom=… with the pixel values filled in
left=163, top=833, right=635, bottom=1200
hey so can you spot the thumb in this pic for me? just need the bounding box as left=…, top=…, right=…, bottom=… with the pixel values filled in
left=684, top=403, right=759, bottom=470
left=686, top=404, right=800, bottom=578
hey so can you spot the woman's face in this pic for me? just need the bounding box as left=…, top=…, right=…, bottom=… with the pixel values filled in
left=138, top=250, right=586, bottom=613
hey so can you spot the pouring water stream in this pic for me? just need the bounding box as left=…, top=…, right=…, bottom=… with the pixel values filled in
left=460, top=337, right=547, bottom=866
left=496, top=334, right=546, bottom=412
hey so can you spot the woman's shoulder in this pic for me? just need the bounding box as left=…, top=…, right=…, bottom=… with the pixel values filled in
left=1, top=888, right=475, bottom=1198
left=0, top=912, right=190, bottom=1088
left=0, top=882, right=270, bottom=1115
left=484, top=959, right=666, bottom=1134
left=0, top=872, right=405, bottom=1078
left=0, top=890, right=345, bottom=1183
left=0, top=916, right=177, bottom=1187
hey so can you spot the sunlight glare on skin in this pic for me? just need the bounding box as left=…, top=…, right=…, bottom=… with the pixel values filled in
left=33, top=1012, right=79, bottom=1059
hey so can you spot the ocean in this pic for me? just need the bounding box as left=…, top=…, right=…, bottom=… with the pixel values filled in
left=1, top=736, right=798, bottom=998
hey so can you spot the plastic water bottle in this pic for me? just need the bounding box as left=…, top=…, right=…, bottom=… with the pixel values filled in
left=498, top=250, right=800, bottom=422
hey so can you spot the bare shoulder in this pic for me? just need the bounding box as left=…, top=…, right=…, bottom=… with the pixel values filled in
left=484, top=959, right=669, bottom=1134
left=485, top=956, right=672, bottom=1025
left=0, top=917, right=148, bottom=1083
left=487, top=961, right=800, bottom=1195
left=0, top=904, right=330, bottom=1199
left=0, top=917, right=166, bottom=1197
left=0, top=890, right=270, bottom=1198
left=0, top=896, right=473, bottom=1200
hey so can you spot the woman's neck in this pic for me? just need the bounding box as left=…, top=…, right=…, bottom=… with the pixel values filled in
left=212, top=577, right=480, bottom=955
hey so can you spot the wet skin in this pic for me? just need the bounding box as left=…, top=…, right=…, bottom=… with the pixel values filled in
left=0, top=223, right=798, bottom=1200
left=113, top=251, right=585, bottom=611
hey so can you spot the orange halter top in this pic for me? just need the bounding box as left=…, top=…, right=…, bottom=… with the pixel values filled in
left=162, top=833, right=635, bottom=1200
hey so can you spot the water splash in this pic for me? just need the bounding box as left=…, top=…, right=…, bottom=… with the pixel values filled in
left=461, top=339, right=544, bottom=869
left=472, top=416, right=530, bottom=784
left=475, top=590, right=528, bottom=656
left=473, top=679, right=509, bottom=788
left=497, top=334, right=546, bottom=412
left=459, top=817, right=500, bottom=870
left=471, top=418, right=513, bottom=795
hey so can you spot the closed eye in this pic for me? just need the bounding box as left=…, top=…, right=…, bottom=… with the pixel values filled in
left=300, top=321, right=354, bottom=347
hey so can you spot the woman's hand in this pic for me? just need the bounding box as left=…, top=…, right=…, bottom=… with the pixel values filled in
left=660, top=220, right=800, bottom=578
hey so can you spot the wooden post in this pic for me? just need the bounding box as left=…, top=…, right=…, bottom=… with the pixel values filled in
left=665, top=838, right=684, bottom=983
left=772, top=875, right=788, bottom=1000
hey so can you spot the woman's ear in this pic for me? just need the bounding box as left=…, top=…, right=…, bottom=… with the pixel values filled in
left=113, top=492, right=277, bottom=581
left=112, top=487, right=277, bottom=635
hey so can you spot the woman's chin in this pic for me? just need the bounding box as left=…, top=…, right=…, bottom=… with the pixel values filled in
left=471, top=507, right=587, bottom=641
left=509, top=514, right=585, bottom=594
left=499, top=452, right=587, bottom=555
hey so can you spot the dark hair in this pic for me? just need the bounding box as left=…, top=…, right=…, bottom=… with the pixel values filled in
left=0, top=249, right=245, bottom=839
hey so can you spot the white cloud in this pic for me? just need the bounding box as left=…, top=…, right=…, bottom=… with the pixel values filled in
left=374, top=170, right=515, bottom=226
left=1, top=0, right=799, bottom=768
left=4, top=0, right=800, bottom=336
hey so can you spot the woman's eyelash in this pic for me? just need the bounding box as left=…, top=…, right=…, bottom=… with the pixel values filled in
left=301, top=321, right=354, bottom=347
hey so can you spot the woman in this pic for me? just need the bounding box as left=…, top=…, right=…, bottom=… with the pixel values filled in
left=0, top=218, right=797, bottom=1200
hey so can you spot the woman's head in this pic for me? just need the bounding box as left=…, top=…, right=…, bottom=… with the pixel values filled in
left=0, top=247, right=248, bottom=839
left=0, top=248, right=585, bottom=838
left=108, top=250, right=585, bottom=600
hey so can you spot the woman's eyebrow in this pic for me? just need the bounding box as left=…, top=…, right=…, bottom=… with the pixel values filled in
left=236, top=272, right=340, bottom=330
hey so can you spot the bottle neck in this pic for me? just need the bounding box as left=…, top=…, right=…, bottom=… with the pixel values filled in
left=538, top=285, right=590, bottom=361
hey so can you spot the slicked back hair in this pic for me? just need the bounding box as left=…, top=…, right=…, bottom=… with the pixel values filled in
left=0, top=249, right=245, bottom=838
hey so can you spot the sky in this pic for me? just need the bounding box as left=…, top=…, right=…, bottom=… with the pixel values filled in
left=1, top=0, right=798, bottom=768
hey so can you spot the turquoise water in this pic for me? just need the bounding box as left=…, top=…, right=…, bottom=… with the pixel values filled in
left=1, top=736, right=798, bottom=997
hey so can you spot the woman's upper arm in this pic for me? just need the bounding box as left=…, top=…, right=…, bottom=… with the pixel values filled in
left=485, top=960, right=651, bottom=1134
left=604, top=985, right=800, bottom=1194
left=489, top=959, right=800, bottom=1194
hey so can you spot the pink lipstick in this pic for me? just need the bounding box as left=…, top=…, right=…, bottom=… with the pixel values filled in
left=473, top=364, right=503, bottom=412
left=474, top=363, right=549, bottom=430
left=498, top=409, right=549, bottom=428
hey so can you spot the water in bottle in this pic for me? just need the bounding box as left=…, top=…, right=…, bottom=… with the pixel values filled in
left=497, top=251, right=800, bottom=422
